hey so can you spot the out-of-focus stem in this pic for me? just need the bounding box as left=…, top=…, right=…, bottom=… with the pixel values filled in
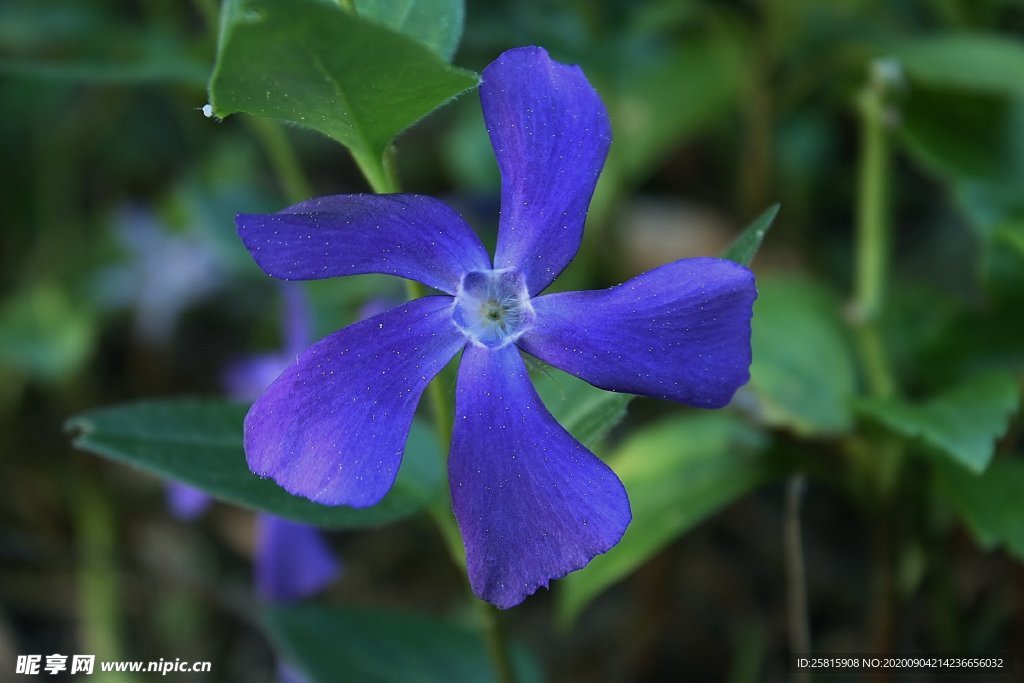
left=481, top=602, right=516, bottom=683
left=853, top=62, right=898, bottom=400
left=76, top=481, right=141, bottom=683
left=784, top=476, right=811, bottom=683
left=245, top=118, right=313, bottom=203
left=854, top=61, right=902, bottom=682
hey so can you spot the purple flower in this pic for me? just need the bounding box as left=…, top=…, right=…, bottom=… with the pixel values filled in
left=255, top=515, right=342, bottom=603
left=235, top=47, right=756, bottom=608
left=166, top=481, right=213, bottom=520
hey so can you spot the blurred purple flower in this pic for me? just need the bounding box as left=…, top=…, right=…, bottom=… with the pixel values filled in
left=166, top=482, right=212, bottom=520
left=99, top=205, right=224, bottom=345
left=255, top=515, right=342, bottom=602
left=235, top=47, right=756, bottom=608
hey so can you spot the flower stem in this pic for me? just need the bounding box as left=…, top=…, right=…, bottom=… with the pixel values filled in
left=353, top=142, right=516, bottom=683
left=481, top=602, right=517, bottom=683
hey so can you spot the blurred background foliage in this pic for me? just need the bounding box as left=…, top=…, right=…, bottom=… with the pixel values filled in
left=2, top=0, right=1024, bottom=681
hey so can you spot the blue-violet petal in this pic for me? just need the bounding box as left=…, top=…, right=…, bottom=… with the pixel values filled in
left=244, top=296, right=465, bottom=506
left=482, top=46, right=611, bottom=295
left=449, top=344, right=631, bottom=609
left=518, top=258, right=756, bottom=408
left=237, top=194, right=491, bottom=295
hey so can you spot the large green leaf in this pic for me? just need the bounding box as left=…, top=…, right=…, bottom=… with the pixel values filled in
left=532, top=363, right=633, bottom=451
left=890, top=34, right=1024, bottom=96
left=558, top=413, right=777, bottom=625
left=354, top=0, right=464, bottom=61
left=937, top=456, right=1024, bottom=560
left=746, top=276, right=858, bottom=436
left=723, top=204, right=780, bottom=267
left=66, top=398, right=443, bottom=528
left=264, top=604, right=541, bottom=683
left=858, top=373, right=1020, bottom=474
left=209, top=0, right=478, bottom=179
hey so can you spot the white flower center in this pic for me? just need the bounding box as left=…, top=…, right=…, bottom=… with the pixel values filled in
left=452, top=269, right=534, bottom=348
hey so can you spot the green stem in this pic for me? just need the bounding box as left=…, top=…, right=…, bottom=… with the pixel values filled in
left=854, top=62, right=903, bottom=676
left=853, top=63, right=897, bottom=401
left=245, top=118, right=313, bottom=203
left=480, top=602, right=517, bottom=683
left=353, top=147, right=399, bottom=194
left=355, top=142, right=515, bottom=683
left=76, top=481, right=142, bottom=682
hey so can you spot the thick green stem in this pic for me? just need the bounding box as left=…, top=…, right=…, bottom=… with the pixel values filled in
left=353, top=147, right=399, bottom=195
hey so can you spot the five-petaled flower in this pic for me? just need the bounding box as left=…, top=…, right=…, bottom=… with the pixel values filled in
left=236, top=46, right=756, bottom=609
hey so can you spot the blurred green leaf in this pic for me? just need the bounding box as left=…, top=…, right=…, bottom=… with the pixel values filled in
left=723, top=203, right=780, bottom=266
left=891, top=34, right=1024, bottom=96
left=209, top=0, right=478, bottom=175
left=858, top=373, right=1020, bottom=474
left=355, top=0, right=464, bottom=61
left=746, top=277, right=857, bottom=435
left=0, top=283, right=96, bottom=383
left=610, top=36, right=743, bottom=179
left=67, top=399, right=443, bottom=528
left=956, top=181, right=1024, bottom=296
left=937, top=456, right=1024, bottom=559
left=559, top=413, right=776, bottom=625
left=264, top=604, right=542, bottom=683
left=900, top=89, right=1024, bottom=187
left=0, top=1, right=208, bottom=85
left=533, top=364, right=633, bottom=451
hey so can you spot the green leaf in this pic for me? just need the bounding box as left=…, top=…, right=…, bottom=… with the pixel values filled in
left=532, top=363, right=633, bottom=451
left=0, top=1, right=208, bottom=85
left=66, top=398, right=443, bottom=528
left=610, top=35, right=744, bottom=179
left=858, top=373, right=1020, bottom=474
left=938, top=456, right=1024, bottom=559
left=209, top=0, right=478, bottom=181
left=264, top=604, right=541, bottom=683
left=890, top=34, right=1024, bottom=96
left=746, top=276, right=858, bottom=435
left=900, top=89, right=1024, bottom=187
left=0, top=282, right=96, bottom=383
left=354, top=0, right=464, bottom=61
left=558, top=413, right=776, bottom=626
left=723, top=203, right=780, bottom=266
